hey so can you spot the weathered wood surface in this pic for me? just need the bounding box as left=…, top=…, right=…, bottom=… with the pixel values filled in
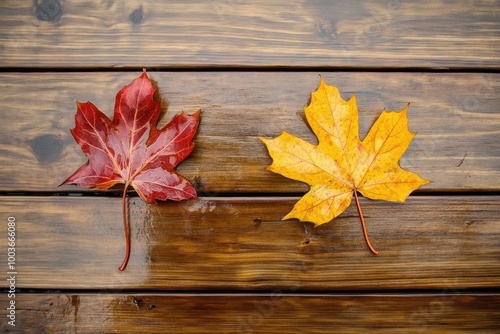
left=2, top=293, right=499, bottom=333
left=0, top=1, right=498, bottom=332
left=0, top=72, right=498, bottom=193
left=0, top=196, right=498, bottom=290
left=0, top=1, right=499, bottom=69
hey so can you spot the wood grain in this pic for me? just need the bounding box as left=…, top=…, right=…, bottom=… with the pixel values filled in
left=0, top=72, right=498, bottom=193
left=0, top=1, right=497, bottom=331
left=2, top=293, right=499, bottom=333
left=0, top=1, right=498, bottom=68
left=0, top=196, right=498, bottom=291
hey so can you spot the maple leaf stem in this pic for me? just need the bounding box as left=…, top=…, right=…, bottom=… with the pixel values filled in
left=353, top=191, right=379, bottom=255
left=118, top=183, right=131, bottom=271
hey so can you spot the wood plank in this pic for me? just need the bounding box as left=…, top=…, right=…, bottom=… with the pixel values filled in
left=0, top=72, right=498, bottom=193
left=0, top=196, right=498, bottom=290
left=2, top=293, right=499, bottom=333
left=0, top=1, right=498, bottom=68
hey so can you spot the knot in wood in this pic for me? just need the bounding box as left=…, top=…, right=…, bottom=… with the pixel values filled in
left=34, top=0, right=61, bottom=22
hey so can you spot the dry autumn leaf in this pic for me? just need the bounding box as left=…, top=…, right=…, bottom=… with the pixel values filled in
left=260, top=78, right=430, bottom=254
left=60, top=71, right=200, bottom=270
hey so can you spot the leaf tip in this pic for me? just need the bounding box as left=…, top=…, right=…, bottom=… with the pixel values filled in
left=58, top=179, right=69, bottom=187
left=311, top=221, right=326, bottom=228
left=281, top=212, right=297, bottom=222
left=178, top=109, right=202, bottom=121
left=402, top=103, right=410, bottom=114
left=259, top=136, right=276, bottom=151
left=318, top=75, right=327, bottom=89
left=420, top=177, right=432, bottom=186
left=193, top=108, right=202, bottom=118
left=282, top=209, right=328, bottom=227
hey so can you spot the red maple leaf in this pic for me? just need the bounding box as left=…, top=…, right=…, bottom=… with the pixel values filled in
left=61, top=71, right=200, bottom=270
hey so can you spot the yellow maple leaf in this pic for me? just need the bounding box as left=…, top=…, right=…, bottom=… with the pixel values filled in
left=260, top=79, right=430, bottom=254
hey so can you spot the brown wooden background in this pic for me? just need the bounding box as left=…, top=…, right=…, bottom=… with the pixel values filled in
left=0, top=1, right=499, bottom=333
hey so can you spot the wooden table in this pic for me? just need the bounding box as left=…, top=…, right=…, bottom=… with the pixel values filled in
left=1, top=1, right=499, bottom=332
